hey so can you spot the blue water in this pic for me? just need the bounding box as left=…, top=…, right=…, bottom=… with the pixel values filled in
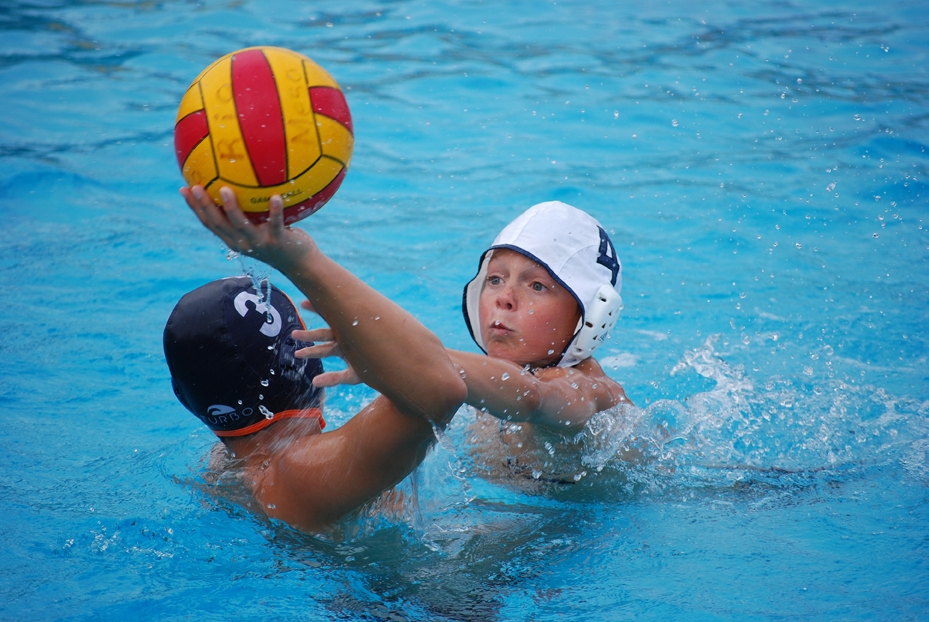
left=2, top=0, right=928, bottom=620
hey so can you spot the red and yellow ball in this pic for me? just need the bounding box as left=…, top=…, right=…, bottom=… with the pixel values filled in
left=174, top=46, right=353, bottom=225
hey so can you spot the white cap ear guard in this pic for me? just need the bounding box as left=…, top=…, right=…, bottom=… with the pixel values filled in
left=560, top=284, right=623, bottom=368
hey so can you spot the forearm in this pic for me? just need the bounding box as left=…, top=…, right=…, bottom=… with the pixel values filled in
left=448, top=350, right=606, bottom=428
left=448, top=350, right=544, bottom=421
left=281, top=249, right=464, bottom=425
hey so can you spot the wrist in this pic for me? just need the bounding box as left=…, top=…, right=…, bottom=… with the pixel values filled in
left=270, top=229, right=321, bottom=274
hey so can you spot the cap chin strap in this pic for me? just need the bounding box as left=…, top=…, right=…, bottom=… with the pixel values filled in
left=559, top=284, right=623, bottom=368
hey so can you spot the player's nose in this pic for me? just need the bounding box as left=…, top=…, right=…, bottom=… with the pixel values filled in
left=495, top=284, right=516, bottom=310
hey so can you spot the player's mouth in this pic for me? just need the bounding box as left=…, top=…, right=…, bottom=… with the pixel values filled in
left=487, top=320, right=512, bottom=336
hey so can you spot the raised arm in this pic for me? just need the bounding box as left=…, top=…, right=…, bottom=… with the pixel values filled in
left=182, top=186, right=466, bottom=426
left=448, top=350, right=628, bottom=429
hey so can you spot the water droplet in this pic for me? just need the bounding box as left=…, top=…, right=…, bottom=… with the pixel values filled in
left=854, top=114, right=861, bottom=121
left=352, top=319, right=359, bottom=326
left=548, top=349, right=555, bottom=355
left=260, top=379, right=269, bottom=387
left=795, top=243, right=802, bottom=249
left=671, top=119, right=679, bottom=127
left=266, top=503, right=277, bottom=509
left=796, top=78, right=802, bottom=84
left=259, top=405, right=274, bottom=419
left=501, top=372, right=510, bottom=381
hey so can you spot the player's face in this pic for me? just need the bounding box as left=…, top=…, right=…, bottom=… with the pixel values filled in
left=478, top=249, right=581, bottom=368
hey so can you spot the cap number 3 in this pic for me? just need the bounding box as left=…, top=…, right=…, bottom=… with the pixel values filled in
left=234, top=291, right=282, bottom=337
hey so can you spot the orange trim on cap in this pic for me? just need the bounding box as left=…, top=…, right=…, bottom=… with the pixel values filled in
left=213, top=407, right=325, bottom=438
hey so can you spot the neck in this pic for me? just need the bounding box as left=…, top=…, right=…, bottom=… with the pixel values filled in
left=221, top=417, right=322, bottom=460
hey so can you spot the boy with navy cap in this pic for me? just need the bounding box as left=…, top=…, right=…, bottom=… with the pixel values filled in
left=178, top=185, right=628, bottom=531
left=165, top=277, right=326, bottom=439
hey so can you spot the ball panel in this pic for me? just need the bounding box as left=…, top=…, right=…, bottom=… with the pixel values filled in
left=199, top=56, right=259, bottom=187
left=182, top=137, right=219, bottom=188
left=191, top=49, right=234, bottom=84
left=301, top=58, right=340, bottom=90
left=263, top=49, right=323, bottom=181
left=176, top=84, right=204, bottom=123
left=309, top=86, right=353, bottom=135
left=231, top=49, right=287, bottom=187
left=314, top=116, right=354, bottom=166
left=174, top=109, right=209, bottom=168
left=210, top=156, right=345, bottom=214
left=279, top=167, right=347, bottom=225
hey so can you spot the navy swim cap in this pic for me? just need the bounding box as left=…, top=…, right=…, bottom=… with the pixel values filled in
left=163, top=277, right=325, bottom=437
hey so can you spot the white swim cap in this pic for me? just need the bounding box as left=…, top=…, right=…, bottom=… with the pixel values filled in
left=463, top=201, right=623, bottom=367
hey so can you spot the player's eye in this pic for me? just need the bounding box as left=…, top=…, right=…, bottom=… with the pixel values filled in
left=487, top=275, right=503, bottom=286
left=531, top=281, right=546, bottom=292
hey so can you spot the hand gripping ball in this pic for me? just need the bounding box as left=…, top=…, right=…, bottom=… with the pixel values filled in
left=174, top=47, right=353, bottom=225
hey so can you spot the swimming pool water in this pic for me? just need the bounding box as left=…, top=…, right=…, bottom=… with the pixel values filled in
left=1, top=0, right=927, bottom=620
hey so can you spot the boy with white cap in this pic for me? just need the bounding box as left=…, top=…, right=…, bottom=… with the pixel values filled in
left=180, top=187, right=628, bottom=529
left=453, top=200, right=630, bottom=430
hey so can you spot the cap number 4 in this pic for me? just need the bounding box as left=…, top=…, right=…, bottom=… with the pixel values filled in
left=596, top=227, right=619, bottom=286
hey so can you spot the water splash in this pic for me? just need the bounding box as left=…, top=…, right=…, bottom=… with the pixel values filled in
left=235, top=254, right=274, bottom=315
left=576, top=335, right=929, bottom=496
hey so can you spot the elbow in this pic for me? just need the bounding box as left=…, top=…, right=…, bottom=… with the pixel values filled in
left=419, top=367, right=467, bottom=426
left=438, top=374, right=468, bottom=420
left=523, top=387, right=545, bottom=422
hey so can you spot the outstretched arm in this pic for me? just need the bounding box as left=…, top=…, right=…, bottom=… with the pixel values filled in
left=448, top=350, right=629, bottom=429
left=182, top=186, right=466, bottom=425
